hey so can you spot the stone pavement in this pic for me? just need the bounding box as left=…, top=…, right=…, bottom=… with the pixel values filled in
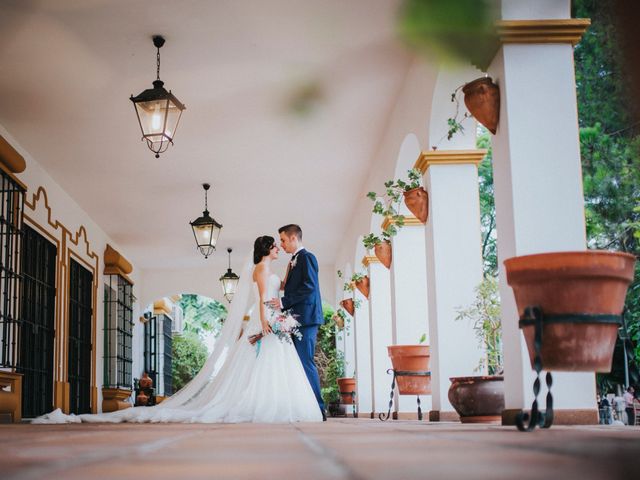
left=1, top=418, right=638, bottom=480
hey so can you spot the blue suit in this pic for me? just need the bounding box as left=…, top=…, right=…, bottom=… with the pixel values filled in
left=282, top=249, right=325, bottom=413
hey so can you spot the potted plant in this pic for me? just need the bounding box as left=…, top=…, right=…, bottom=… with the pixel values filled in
left=351, top=271, right=370, bottom=298
left=444, top=78, right=500, bottom=145
left=363, top=231, right=394, bottom=269
left=332, top=308, right=348, bottom=329
left=449, top=276, right=505, bottom=423
left=504, top=250, right=636, bottom=372
left=387, top=334, right=431, bottom=395
left=337, top=377, right=357, bottom=405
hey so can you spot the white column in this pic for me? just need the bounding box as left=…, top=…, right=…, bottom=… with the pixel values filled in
left=488, top=0, right=595, bottom=423
left=389, top=217, right=431, bottom=417
left=364, top=255, right=394, bottom=417
left=352, top=287, right=372, bottom=415
left=417, top=150, right=486, bottom=420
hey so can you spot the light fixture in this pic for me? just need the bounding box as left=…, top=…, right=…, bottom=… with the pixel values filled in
left=189, top=183, right=222, bottom=258
left=219, top=248, right=240, bottom=303
left=130, top=35, right=186, bottom=158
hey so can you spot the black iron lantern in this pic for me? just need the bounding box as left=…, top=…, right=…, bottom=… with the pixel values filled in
left=220, top=248, right=240, bottom=303
left=130, top=35, right=186, bottom=158
left=190, top=183, right=222, bottom=258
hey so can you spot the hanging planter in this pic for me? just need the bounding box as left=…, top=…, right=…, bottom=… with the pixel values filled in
left=354, top=274, right=370, bottom=299
left=340, top=299, right=355, bottom=316
left=504, top=250, right=636, bottom=372
left=462, top=77, right=500, bottom=134
left=403, top=187, right=429, bottom=224
left=448, top=376, right=505, bottom=423
left=337, top=377, right=357, bottom=404
left=387, top=345, right=431, bottom=395
left=374, top=241, right=392, bottom=269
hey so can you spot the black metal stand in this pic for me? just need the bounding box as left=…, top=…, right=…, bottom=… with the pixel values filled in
left=515, top=306, right=622, bottom=432
left=339, top=390, right=358, bottom=418
left=379, top=369, right=430, bottom=421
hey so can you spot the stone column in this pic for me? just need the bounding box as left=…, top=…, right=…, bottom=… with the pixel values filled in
left=416, top=149, right=487, bottom=420
left=352, top=286, right=372, bottom=416
left=388, top=216, right=431, bottom=417
left=488, top=0, right=596, bottom=424
left=363, top=255, right=394, bottom=418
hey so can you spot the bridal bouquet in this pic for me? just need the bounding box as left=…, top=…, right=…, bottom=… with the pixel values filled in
left=248, top=306, right=302, bottom=347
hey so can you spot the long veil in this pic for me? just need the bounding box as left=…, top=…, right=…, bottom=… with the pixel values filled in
left=32, top=256, right=255, bottom=423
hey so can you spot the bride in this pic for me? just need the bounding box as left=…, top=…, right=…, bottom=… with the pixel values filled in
left=33, top=235, right=323, bottom=424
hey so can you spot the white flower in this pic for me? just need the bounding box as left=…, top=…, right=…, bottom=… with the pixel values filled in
left=291, top=256, right=298, bottom=268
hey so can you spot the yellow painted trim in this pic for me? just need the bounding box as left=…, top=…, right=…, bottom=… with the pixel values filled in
left=362, top=255, right=380, bottom=267
left=0, top=134, right=27, bottom=175
left=139, top=315, right=148, bottom=323
left=414, top=149, right=487, bottom=174
left=381, top=215, right=424, bottom=230
left=153, top=298, right=173, bottom=317
left=496, top=18, right=590, bottom=46
left=104, top=244, right=134, bottom=284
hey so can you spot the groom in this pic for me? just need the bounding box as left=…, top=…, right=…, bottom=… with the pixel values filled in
left=268, top=224, right=326, bottom=420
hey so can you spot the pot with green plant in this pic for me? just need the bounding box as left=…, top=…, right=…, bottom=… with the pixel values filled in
left=445, top=78, right=500, bottom=144
left=386, top=334, right=431, bottom=395
left=363, top=232, right=393, bottom=269
left=448, top=276, right=505, bottom=424
left=333, top=309, right=348, bottom=329
left=351, top=272, right=370, bottom=298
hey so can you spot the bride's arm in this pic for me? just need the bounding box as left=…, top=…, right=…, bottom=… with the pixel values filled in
left=255, top=266, right=273, bottom=335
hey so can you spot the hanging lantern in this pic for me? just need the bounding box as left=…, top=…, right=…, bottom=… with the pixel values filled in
left=130, top=35, right=185, bottom=158
left=190, top=183, right=222, bottom=258
left=220, top=248, right=240, bottom=303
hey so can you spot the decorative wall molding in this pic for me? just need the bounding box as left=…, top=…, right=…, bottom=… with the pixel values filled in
left=362, top=255, right=380, bottom=267
left=414, top=149, right=487, bottom=174
left=496, top=18, right=590, bottom=46
left=381, top=215, right=424, bottom=231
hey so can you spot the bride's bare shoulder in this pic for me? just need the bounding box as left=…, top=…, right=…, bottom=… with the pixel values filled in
left=252, top=263, right=267, bottom=282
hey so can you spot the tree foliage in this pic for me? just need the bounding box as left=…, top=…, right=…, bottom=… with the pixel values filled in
left=573, top=0, right=640, bottom=383
left=315, top=304, right=344, bottom=405
left=178, top=294, right=227, bottom=339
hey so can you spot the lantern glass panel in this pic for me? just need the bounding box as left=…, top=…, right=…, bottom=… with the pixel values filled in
left=192, top=223, right=214, bottom=248
left=134, top=98, right=170, bottom=138
left=221, top=277, right=239, bottom=297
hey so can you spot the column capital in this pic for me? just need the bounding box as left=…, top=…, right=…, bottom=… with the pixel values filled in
left=381, top=215, right=424, bottom=231
left=362, top=255, right=380, bottom=267
left=414, top=149, right=487, bottom=174
left=496, top=18, right=590, bottom=46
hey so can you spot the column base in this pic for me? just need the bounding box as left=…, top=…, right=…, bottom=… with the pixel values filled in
left=102, top=388, right=132, bottom=413
left=501, top=408, right=598, bottom=426
left=54, top=381, right=70, bottom=414
left=393, top=411, right=427, bottom=421
left=429, top=410, right=460, bottom=422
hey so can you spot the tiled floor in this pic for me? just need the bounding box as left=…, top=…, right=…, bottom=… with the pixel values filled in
left=1, top=419, right=638, bottom=480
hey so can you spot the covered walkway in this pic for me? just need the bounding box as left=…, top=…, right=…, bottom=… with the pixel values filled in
left=1, top=419, right=637, bottom=479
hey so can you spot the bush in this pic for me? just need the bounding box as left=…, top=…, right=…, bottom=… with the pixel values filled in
left=171, top=332, right=208, bottom=391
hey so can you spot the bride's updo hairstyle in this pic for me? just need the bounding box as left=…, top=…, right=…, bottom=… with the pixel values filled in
left=253, top=235, right=275, bottom=264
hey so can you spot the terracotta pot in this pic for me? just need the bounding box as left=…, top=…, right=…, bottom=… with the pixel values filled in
left=337, top=377, right=356, bottom=404
left=340, top=299, right=355, bottom=316
left=448, top=376, right=505, bottom=423
left=504, top=250, right=636, bottom=372
left=462, top=77, right=500, bottom=134
left=355, top=276, right=370, bottom=298
left=374, top=241, right=392, bottom=269
left=403, top=187, right=429, bottom=224
left=136, top=390, right=149, bottom=406
left=139, top=372, right=153, bottom=389
left=387, top=345, right=431, bottom=395
left=333, top=313, right=344, bottom=329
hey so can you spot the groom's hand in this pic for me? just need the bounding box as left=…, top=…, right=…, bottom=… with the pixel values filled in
left=266, top=298, right=282, bottom=310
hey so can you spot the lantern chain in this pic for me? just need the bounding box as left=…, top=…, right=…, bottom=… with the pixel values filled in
left=156, top=46, right=161, bottom=81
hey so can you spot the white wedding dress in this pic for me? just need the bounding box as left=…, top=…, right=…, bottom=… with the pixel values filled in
left=33, top=262, right=323, bottom=424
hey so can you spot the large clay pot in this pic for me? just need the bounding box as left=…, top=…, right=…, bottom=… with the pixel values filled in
left=337, top=377, right=356, bottom=404
left=462, top=77, right=500, bottom=134
left=504, top=250, right=636, bottom=372
left=355, top=276, right=370, bottom=298
left=374, top=241, right=392, bottom=269
left=403, top=187, right=428, bottom=224
left=387, top=345, right=431, bottom=395
left=340, top=299, right=355, bottom=316
left=448, top=376, right=505, bottom=423
left=136, top=390, right=149, bottom=406
left=139, top=372, right=153, bottom=389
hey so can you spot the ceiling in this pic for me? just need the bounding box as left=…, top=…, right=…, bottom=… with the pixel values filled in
left=0, top=0, right=414, bottom=274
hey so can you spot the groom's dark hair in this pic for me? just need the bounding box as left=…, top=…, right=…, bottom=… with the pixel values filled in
left=278, top=224, right=302, bottom=240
